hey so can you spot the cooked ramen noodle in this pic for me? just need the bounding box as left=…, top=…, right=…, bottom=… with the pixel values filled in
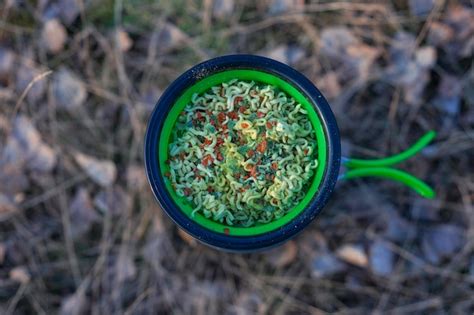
left=166, top=79, right=318, bottom=227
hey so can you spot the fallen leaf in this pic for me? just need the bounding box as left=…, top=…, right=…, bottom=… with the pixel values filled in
left=154, top=23, right=187, bottom=52
left=422, top=224, right=466, bottom=265
left=11, top=116, right=56, bottom=172
left=75, top=153, right=116, bottom=187
left=213, top=0, right=235, bottom=19
left=264, top=45, right=305, bottom=65
left=69, top=188, right=100, bottom=238
left=126, top=165, right=147, bottom=191
left=434, top=74, right=462, bottom=115
left=336, top=244, right=368, bottom=267
left=10, top=266, right=30, bottom=284
left=320, top=27, right=358, bottom=57
left=231, top=291, right=264, bottom=315
left=316, top=72, right=341, bottom=99
left=28, top=142, right=57, bottom=172
left=410, top=198, right=440, bottom=221
left=428, top=22, right=454, bottom=46
left=93, top=186, right=131, bottom=216
left=370, top=240, right=395, bottom=276
left=57, top=0, right=80, bottom=26
left=312, top=253, right=345, bottom=277
left=52, top=67, right=87, bottom=110
left=266, top=240, right=297, bottom=268
left=15, top=63, right=48, bottom=103
left=415, top=46, right=437, bottom=68
left=268, top=0, right=304, bottom=15
left=0, top=194, right=18, bottom=218
left=409, top=0, right=435, bottom=16
left=41, top=19, right=67, bottom=54
left=116, top=29, right=133, bottom=52
left=345, top=43, right=380, bottom=80
left=0, top=47, right=15, bottom=81
left=116, top=250, right=137, bottom=283
left=0, top=164, right=29, bottom=196
left=60, top=289, right=87, bottom=315
left=383, top=211, right=417, bottom=243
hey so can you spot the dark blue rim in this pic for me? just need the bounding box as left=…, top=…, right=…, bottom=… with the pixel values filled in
left=144, top=54, right=341, bottom=252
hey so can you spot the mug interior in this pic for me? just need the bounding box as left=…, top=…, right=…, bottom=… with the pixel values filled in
left=158, top=69, right=327, bottom=236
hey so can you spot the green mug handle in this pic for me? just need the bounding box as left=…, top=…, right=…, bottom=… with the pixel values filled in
left=339, top=131, right=436, bottom=199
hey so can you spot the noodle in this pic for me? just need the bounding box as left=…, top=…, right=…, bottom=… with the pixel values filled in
left=166, top=80, right=318, bottom=227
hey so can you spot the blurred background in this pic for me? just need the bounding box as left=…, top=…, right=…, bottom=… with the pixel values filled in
left=0, top=0, right=473, bottom=314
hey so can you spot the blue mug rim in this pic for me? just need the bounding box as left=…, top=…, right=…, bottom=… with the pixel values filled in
left=144, top=54, right=341, bottom=252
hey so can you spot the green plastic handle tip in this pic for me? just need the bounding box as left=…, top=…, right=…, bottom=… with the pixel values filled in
left=344, top=131, right=436, bottom=168
left=341, top=167, right=435, bottom=199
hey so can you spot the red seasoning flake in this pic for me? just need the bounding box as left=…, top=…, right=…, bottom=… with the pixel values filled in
left=234, top=96, right=243, bottom=104
left=179, top=152, right=185, bottom=160
left=256, top=140, right=267, bottom=153
left=271, top=162, right=278, bottom=170
left=250, top=165, right=257, bottom=177
left=216, top=152, right=224, bottom=161
left=257, top=111, right=265, bottom=118
left=202, top=155, right=214, bottom=166
left=204, top=137, right=212, bottom=145
left=207, top=187, right=214, bottom=193
left=221, top=124, right=228, bottom=131
left=216, top=137, right=224, bottom=146
left=304, top=148, right=309, bottom=155
left=228, top=111, right=238, bottom=120
left=217, top=112, right=226, bottom=123
left=241, top=122, right=250, bottom=129
left=164, top=171, right=171, bottom=178
left=266, top=121, right=272, bottom=129
left=239, top=106, right=246, bottom=113
left=183, top=188, right=192, bottom=196
left=247, top=150, right=255, bottom=158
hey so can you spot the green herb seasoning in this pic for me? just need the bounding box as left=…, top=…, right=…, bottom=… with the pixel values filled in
left=167, top=79, right=318, bottom=227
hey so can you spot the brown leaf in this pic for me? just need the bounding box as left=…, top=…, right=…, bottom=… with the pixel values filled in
left=126, top=165, right=147, bottom=191
left=415, top=46, right=437, bottom=69
left=316, top=72, right=341, bottom=99
left=428, top=22, right=454, bottom=46
left=0, top=164, right=29, bottom=196
left=116, top=250, right=137, bottom=283
left=154, top=23, right=187, bottom=52
left=41, top=19, right=67, bottom=54
left=264, top=45, right=305, bottom=65
left=320, top=27, right=358, bottom=58
left=0, top=47, right=15, bottom=81
left=116, top=29, right=133, bottom=52
left=312, top=253, right=346, bottom=278
left=52, top=67, right=87, bottom=110
left=266, top=240, right=297, bottom=268
left=370, top=240, right=395, bottom=276
left=9, top=266, right=30, bottom=284
left=60, top=289, right=87, bottom=315
left=93, top=186, right=131, bottom=216
left=75, top=153, right=116, bottom=187
left=336, top=244, right=368, bottom=267
left=0, top=194, right=18, bottom=218
left=69, top=188, right=100, bottom=238
left=12, top=116, right=57, bottom=172
left=213, top=0, right=235, bottom=19
left=15, top=63, right=48, bottom=103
